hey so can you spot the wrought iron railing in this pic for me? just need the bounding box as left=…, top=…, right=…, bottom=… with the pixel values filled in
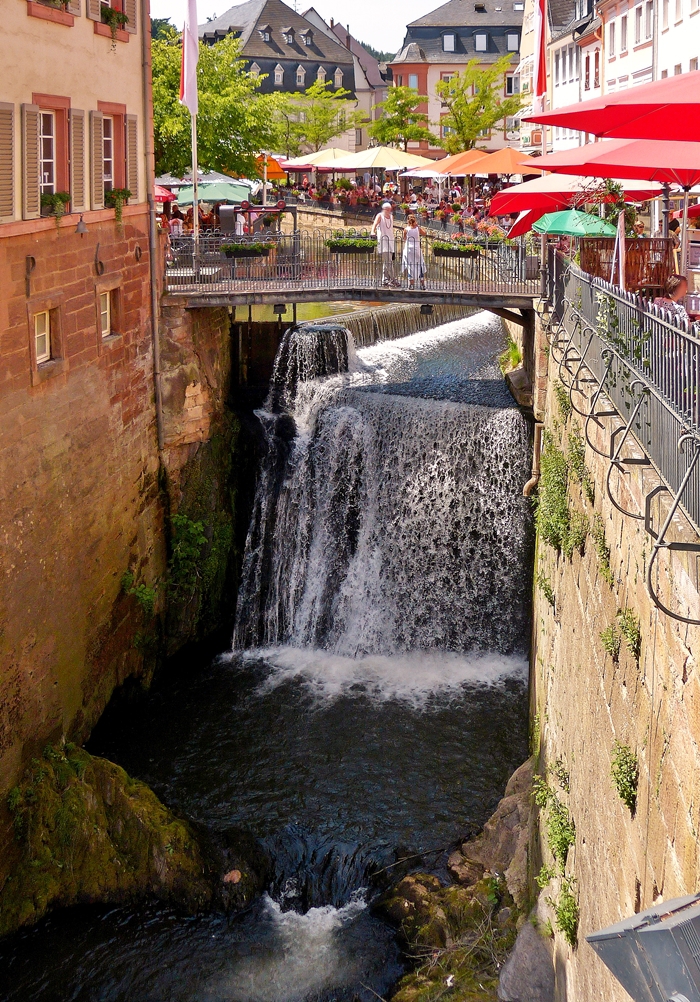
left=165, top=231, right=540, bottom=297
left=550, top=252, right=700, bottom=622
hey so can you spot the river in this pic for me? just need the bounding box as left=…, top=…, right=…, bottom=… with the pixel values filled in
left=1, top=311, right=532, bottom=1002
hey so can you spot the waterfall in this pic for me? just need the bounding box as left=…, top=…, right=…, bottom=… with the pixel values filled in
left=234, top=312, right=532, bottom=656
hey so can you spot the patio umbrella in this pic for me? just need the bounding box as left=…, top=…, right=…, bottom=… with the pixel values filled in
left=672, top=203, right=700, bottom=220
left=507, top=208, right=548, bottom=238
left=282, top=148, right=349, bottom=170
left=154, top=184, right=176, bottom=202
left=524, top=69, right=700, bottom=142
left=532, top=209, right=616, bottom=236
left=430, top=149, right=491, bottom=176
left=472, top=147, right=544, bottom=176
left=490, top=173, right=663, bottom=215
left=534, top=138, right=700, bottom=267
left=329, top=147, right=434, bottom=171
left=256, top=154, right=287, bottom=180
left=177, top=180, right=251, bottom=205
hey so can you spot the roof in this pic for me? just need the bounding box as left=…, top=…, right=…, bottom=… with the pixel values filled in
left=330, top=23, right=387, bottom=88
left=392, top=32, right=521, bottom=65
left=199, top=0, right=353, bottom=64
left=408, top=0, right=524, bottom=28
left=548, top=0, right=576, bottom=33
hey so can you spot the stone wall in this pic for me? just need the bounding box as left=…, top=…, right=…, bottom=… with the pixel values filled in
left=0, top=209, right=163, bottom=810
left=529, top=311, right=700, bottom=1000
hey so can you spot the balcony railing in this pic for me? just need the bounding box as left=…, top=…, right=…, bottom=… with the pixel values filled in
left=164, top=230, right=541, bottom=298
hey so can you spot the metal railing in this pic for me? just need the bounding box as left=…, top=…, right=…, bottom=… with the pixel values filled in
left=165, top=231, right=540, bottom=298
left=551, top=252, right=700, bottom=621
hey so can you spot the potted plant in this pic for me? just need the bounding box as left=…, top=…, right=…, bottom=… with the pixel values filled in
left=40, top=191, right=71, bottom=228
left=325, top=231, right=376, bottom=253
left=432, top=238, right=480, bottom=258
left=451, top=212, right=462, bottom=226
left=220, top=241, right=272, bottom=258
left=101, top=3, right=129, bottom=43
left=105, top=187, right=131, bottom=225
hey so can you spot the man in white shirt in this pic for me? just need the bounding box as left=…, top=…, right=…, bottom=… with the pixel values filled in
left=371, top=202, right=399, bottom=287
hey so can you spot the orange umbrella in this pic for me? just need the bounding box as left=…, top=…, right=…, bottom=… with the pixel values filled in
left=432, top=149, right=491, bottom=176
left=470, top=147, right=544, bottom=176
left=256, top=154, right=286, bottom=181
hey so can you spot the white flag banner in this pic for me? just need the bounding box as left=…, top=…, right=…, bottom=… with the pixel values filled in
left=179, top=0, right=199, bottom=116
left=533, top=0, right=547, bottom=115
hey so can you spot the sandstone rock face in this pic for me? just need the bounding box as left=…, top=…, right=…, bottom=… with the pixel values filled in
left=498, top=922, right=555, bottom=1002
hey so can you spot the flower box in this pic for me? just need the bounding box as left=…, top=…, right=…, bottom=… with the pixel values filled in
left=325, top=240, right=376, bottom=254
left=433, top=246, right=480, bottom=258
left=221, top=243, right=271, bottom=258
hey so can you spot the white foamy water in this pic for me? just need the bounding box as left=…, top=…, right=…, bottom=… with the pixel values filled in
left=203, top=893, right=369, bottom=1002
left=242, top=646, right=528, bottom=708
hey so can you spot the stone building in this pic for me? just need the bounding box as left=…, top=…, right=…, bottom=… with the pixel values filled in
left=198, top=0, right=355, bottom=99
left=390, top=0, right=525, bottom=158
left=0, top=0, right=162, bottom=802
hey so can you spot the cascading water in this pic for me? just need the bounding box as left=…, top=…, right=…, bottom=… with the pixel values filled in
left=1, top=311, right=533, bottom=1002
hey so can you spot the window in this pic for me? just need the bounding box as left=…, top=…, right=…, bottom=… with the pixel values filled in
left=691, top=57, right=699, bottom=70
left=34, top=311, right=50, bottom=363
left=355, top=128, right=363, bottom=146
left=674, top=62, right=682, bottom=73
left=474, top=32, right=487, bottom=50
left=396, top=75, right=403, bottom=86
left=661, top=68, right=668, bottom=76
left=259, top=26, right=271, bottom=41
left=555, top=50, right=560, bottom=84
left=562, top=47, right=567, bottom=80
left=282, top=28, right=294, bottom=43
left=441, top=120, right=455, bottom=137
left=507, top=32, right=519, bottom=50
left=334, top=67, right=343, bottom=88
left=645, top=1, right=653, bottom=35
left=594, top=48, right=600, bottom=86
left=620, top=14, right=627, bottom=49
left=585, top=52, right=590, bottom=89
left=99, top=292, right=111, bottom=338
left=102, top=115, right=113, bottom=194
left=663, top=0, right=669, bottom=27
left=302, top=31, right=312, bottom=45
left=317, top=66, right=326, bottom=82
left=250, top=62, right=261, bottom=75
left=39, top=111, right=55, bottom=196
left=443, top=32, right=456, bottom=50
left=274, top=64, right=284, bottom=86
left=676, top=0, right=682, bottom=18
left=514, top=2, right=524, bottom=9
left=569, top=45, right=576, bottom=81
left=609, top=21, right=616, bottom=55
left=408, top=73, right=418, bottom=89
left=505, top=72, right=519, bottom=93
left=296, top=65, right=306, bottom=86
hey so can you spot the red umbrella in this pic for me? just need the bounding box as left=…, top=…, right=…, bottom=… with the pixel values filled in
left=154, top=184, right=176, bottom=202
left=490, top=173, right=662, bottom=216
left=672, top=202, right=700, bottom=220
left=523, top=70, right=700, bottom=142
left=535, top=138, right=700, bottom=189
left=507, top=208, right=547, bottom=238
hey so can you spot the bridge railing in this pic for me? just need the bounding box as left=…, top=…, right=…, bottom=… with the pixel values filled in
left=552, top=252, right=700, bottom=531
left=164, top=231, right=540, bottom=297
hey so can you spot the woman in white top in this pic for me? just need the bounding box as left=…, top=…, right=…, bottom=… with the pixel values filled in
left=402, top=214, right=426, bottom=289
left=371, top=201, right=398, bottom=287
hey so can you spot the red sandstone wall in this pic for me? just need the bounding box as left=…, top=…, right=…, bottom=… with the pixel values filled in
left=0, top=207, right=166, bottom=798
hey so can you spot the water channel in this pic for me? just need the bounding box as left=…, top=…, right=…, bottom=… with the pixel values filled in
left=1, top=311, right=532, bottom=1002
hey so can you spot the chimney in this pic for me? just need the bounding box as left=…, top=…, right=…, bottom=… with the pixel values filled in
left=330, top=17, right=334, bottom=26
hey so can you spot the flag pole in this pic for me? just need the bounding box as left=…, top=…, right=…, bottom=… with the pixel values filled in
left=180, top=0, right=200, bottom=267
left=191, top=112, right=199, bottom=247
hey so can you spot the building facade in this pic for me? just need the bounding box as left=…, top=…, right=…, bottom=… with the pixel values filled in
left=391, top=0, right=525, bottom=158
left=0, top=0, right=163, bottom=796
left=199, top=0, right=355, bottom=99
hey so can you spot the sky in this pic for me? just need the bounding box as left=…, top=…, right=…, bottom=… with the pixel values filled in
left=150, top=0, right=438, bottom=54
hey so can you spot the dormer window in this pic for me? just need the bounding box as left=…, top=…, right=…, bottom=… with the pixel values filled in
left=507, top=32, right=519, bottom=50
left=474, top=32, right=488, bottom=50
left=443, top=32, right=456, bottom=50
left=296, top=64, right=306, bottom=86
left=250, top=62, right=261, bottom=75
left=300, top=28, right=313, bottom=45
left=259, top=24, right=272, bottom=41
left=334, top=67, right=343, bottom=87
left=274, top=64, right=284, bottom=86
left=513, top=2, right=524, bottom=8
left=475, top=2, right=486, bottom=10
left=317, top=66, right=326, bottom=82
left=282, top=26, right=295, bottom=44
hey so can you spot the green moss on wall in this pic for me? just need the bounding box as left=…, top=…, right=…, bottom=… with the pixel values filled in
left=0, top=743, right=212, bottom=937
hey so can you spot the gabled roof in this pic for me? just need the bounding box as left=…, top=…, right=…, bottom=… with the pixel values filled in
left=199, top=0, right=353, bottom=64
left=329, top=23, right=387, bottom=87
left=408, top=0, right=523, bottom=28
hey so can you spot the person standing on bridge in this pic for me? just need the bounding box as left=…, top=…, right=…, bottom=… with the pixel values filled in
left=402, top=214, right=426, bottom=290
left=372, top=202, right=399, bottom=288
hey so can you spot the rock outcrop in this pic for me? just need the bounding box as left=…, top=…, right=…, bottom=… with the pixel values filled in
left=0, top=743, right=264, bottom=937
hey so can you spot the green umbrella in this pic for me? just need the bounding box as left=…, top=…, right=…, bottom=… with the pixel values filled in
left=532, top=209, right=617, bottom=236
left=176, top=181, right=251, bottom=205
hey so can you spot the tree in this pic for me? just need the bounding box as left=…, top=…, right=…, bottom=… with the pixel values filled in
left=151, top=17, right=173, bottom=40
left=151, top=33, right=278, bottom=177
left=434, top=55, right=524, bottom=154
left=275, top=79, right=365, bottom=154
left=357, top=40, right=395, bottom=63
left=368, top=86, right=437, bottom=150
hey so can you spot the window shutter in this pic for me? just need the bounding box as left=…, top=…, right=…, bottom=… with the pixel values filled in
left=86, top=0, right=102, bottom=21
left=124, top=0, right=137, bottom=33
left=21, top=103, right=40, bottom=221
left=90, top=110, right=104, bottom=210
left=0, top=104, right=14, bottom=223
left=125, top=114, right=138, bottom=200
left=67, top=0, right=81, bottom=14
left=70, top=109, right=86, bottom=212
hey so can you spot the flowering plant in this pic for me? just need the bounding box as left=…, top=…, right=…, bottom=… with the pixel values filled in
left=451, top=212, right=462, bottom=225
